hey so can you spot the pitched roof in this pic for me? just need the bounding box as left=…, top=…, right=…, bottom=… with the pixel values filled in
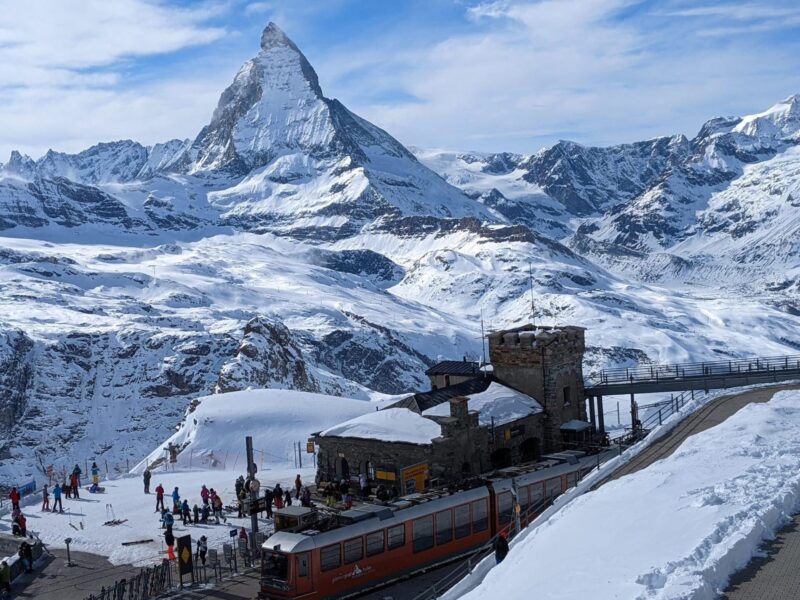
left=407, top=376, right=493, bottom=412
left=424, top=360, right=480, bottom=377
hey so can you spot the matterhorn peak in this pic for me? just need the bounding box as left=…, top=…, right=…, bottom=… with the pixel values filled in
left=260, top=21, right=292, bottom=50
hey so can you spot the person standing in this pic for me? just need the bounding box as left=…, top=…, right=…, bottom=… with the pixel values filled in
left=52, top=483, right=63, bottom=513
left=143, top=468, right=151, bottom=494
left=72, top=464, right=82, bottom=487
left=196, top=535, right=208, bottom=565
left=171, top=487, right=180, bottom=513
left=238, top=527, right=248, bottom=543
left=164, top=529, right=176, bottom=561
left=162, top=509, right=174, bottom=534
left=284, top=489, right=292, bottom=507
left=155, top=483, right=165, bottom=512
left=70, top=472, right=80, bottom=499
left=91, top=462, right=100, bottom=485
left=41, top=484, right=50, bottom=512
left=8, top=488, right=19, bottom=511
left=494, top=531, right=509, bottom=564
left=193, top=504, right=200, bottom=524
left=181, top=500, right=191, bottom=526
left=295, top=474, right=302, bottom=499
left=264, top=487, right=274, bottom=519
left=200, top=484, right=210, bottom=506
left=18, top=542, right=32, bottom=573
left=0, top=560, right=10, bottom=594
left=63, top=478, right=72, bottom=499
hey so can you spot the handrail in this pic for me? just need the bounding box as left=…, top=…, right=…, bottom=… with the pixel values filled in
left=586, top=354, right=800, bottom=388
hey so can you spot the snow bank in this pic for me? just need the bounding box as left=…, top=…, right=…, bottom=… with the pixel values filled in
left=459, top=390, right=800, bottom=600
left=133, top=389, right=373, bottom=473
left=319, top=407, right=442, bottom=444
left=422, top=382, right=542, bottom=426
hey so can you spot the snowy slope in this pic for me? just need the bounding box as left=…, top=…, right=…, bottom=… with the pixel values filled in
left=459, top=390, right=800, bottom=600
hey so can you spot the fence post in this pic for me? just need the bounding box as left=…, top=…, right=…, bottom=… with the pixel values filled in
left=658, top=409, right=662, bottom=426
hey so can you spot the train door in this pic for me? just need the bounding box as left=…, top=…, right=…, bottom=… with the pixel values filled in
left=295, top=552, right=312, bottom=596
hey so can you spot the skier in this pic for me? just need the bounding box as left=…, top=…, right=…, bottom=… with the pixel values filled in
left=200, top=484, right=210, bottom=506
left=52, top=482, right=63, bottom=513
left=181, top=500, right=191, bottom=526
left=284, top=489, right=292, bottom=507
left=155, top=483, right=165, bottom=512
left=196, top=535, right=208, bottom=565
left=300, top=487, right=312, bottom=508
left=63, top=478, right=72, bottom=499
left=70, top=472, right=80, bottom=499
left=273, top=484, right=284, bottom=509
left=295, top=474, right=302, bottom=499
left=162, top=509, right=174, bottom=534
left=193, top=504, right=200, bottom=524
left=164, top=529, right=176, bottom=561
left=212, top=493, right=226, bottom=524
left=494, top=531, right=509, bottom=564
left=237, top=487, right=245, bottom=518
left=234, top=476, right=244, bottom=501
left=200, top=503, right=210, bottom=524
left=8, top=488, right=19, bottom=511
left=143, top=468, right=152, bottom=494
left=171, top=487, right=181, bottom=513
left=91, top=462, right=100, bottom=485
left=41, top=484, right=50, bottom=511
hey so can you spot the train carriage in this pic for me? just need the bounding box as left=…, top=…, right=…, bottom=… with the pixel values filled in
left=260, top=456, right=596, bottom=599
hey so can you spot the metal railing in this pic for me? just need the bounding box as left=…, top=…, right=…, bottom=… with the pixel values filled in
left=588, top=354, right=800, bottom=387
left=639, top=390, right=694, bottom=431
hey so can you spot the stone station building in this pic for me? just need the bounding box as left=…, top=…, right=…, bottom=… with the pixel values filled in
left=311, top=324, right=588, bottom=493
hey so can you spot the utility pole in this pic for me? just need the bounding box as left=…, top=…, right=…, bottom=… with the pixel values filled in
left=480, top=310, right=487, bottom=366
left=245, top=436, right=259, bottom=554
left=528, top=261, right=536, bottom=326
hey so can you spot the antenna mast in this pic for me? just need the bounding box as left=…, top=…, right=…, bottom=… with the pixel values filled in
left=528, top=261, right=536, bottom=326
left=480, top=309, right=487, bottom=366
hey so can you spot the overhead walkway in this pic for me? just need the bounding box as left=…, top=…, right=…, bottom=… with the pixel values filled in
left=583, top=354, right=800, bottom=434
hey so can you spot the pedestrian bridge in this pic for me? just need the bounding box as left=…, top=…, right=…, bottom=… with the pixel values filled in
left=583, top=354, right=800, bottom=434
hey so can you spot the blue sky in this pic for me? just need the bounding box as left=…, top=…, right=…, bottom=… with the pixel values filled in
left=1, top=0, right=800, bottom=160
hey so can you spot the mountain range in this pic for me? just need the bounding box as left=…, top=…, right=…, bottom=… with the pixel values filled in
left=0, top=23, right=798, bottom=482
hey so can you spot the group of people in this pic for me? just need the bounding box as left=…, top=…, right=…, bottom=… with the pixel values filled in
left=321, top=476, right=399, bottom=509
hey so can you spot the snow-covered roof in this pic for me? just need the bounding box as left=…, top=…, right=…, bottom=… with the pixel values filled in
left=422, top=381, right=542, bottom=427
left=560, top=419, right=592, bottom=432
left=318, top=408, right=442, bottom=445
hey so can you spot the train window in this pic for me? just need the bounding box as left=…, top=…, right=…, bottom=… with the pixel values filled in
left=320, top=544, right=341, bottom=572
left=366, top=530, right=385, bottom=557
left=497, top=492, right=513, bottom=525
left=263, top=551, right=289, bottom=582
left=472, top=499, right=488, bottom=532
left=518, top=486, right=530, bottom=512
left=344, top=537, right=364, bottom=564
left=529, top=483, right=544, bottom=508
left=436, top=509, right=453, bottom=545
left=297, top=552, right=309, bottom=577
left=454, top=504, right=470, bottom=539
left=566, top=472, right=578, bottom=488
left=546, top=478, right=561, bottom=499
left=387, top=525, right=405, bottom=550
left=412, top=515, right=434, bottom=553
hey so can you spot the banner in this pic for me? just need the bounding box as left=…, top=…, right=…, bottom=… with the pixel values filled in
left=177, top=535, right=193, bottom=577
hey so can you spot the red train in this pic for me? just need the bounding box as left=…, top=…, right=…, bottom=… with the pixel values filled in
left=259, top=457, right=595, bottom=599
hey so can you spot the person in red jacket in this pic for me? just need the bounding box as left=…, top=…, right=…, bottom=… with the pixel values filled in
left=70, top=473, right=80, bottom=499
left=238, top=527, right=248, bottom=543
left=8, top=488, right=20, bottom=511
left=155, top=484, right=165, bottom=512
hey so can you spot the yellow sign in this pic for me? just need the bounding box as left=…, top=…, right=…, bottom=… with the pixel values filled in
left=401, top=462, right=429, bottom=494
left=375, top=470, right=396, bottom=481
left=306, top=442, right=315, bottom=453
left=181, top=547, right=191, bottom=564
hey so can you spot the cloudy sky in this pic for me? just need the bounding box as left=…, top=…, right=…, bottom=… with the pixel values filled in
left=1, top=0, right=800, bottom=160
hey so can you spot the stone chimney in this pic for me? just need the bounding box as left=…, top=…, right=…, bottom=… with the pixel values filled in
left=449, top=396, right=469, bottom=421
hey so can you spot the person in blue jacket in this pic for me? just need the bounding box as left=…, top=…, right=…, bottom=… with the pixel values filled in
left=171, top=487, right=180, bottom=512
left=52, top=483, right=63, bottom=513
left=162, top=509, right=174, bottom=534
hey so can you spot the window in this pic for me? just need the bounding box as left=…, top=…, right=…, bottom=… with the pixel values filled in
left=454, top=504, right=471, bottom=539
left=566, top=472, right=578, bottom=488
left=518, top=485, right=531, bottom=512
left=262, top=552, right=289, bottom=581
left=387, top=525, right=405, bottom=550
left=445, top=375, right=451, bottom=386
left=366, top=530, right=385, bottom=557
left=297, top=552, right=309, bottom=577
left=529, top=483, right=544, bottom=509
left=497, top=492, right=513, bottom=525
left=344, top=537, right=364, bottom=564
left=472, top=499, right=488, bottom=532
left=320, top=544, right=341, bottom=572
left=412, top=516, right=434, bottom=553
left=562, top=386, right=571, bottom=407
left=436, top=510, right=453, bottom=545
left=546, top=478, right=561, bottom=499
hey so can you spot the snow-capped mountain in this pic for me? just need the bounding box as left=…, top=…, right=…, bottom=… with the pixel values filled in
left=0, top=23, right=798, bottom=483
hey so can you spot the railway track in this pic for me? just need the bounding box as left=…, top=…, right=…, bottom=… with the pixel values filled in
left=601, top=383, right=800, bottom=485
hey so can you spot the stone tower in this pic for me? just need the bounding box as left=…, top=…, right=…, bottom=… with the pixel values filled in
left=488, top=324, right=586, bottom=451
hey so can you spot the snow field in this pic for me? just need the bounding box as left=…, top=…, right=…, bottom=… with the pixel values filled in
left=1, top=467, right=314, bottom=566
left=458, top=390, right=800, bottom=600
